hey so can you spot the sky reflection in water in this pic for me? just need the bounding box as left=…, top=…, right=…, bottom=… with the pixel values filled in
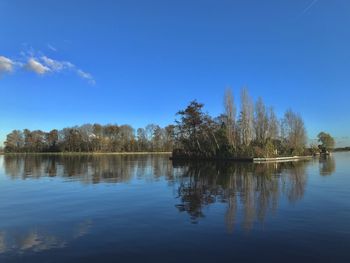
left=0, top=153, right=348, bottom=263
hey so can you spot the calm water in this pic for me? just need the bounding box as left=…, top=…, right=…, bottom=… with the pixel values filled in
left=0, top=153, right=349, bottom=262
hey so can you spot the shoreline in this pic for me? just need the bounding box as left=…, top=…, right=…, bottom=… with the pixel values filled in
left=2, top=152, right=172, bottom=156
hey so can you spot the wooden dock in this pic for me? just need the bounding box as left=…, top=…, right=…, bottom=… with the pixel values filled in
left=170, top=155, right=313, bottom=163
left=253, top=156, right=313, bottom=163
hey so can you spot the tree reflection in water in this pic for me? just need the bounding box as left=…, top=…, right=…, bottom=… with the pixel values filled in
left=172, top=160, right=312, bottom=231
left=3, top=154, right=173, bottom=184
left=319, top=156, right=336, bottom=176
left=2, top=155, right=336, bottom=235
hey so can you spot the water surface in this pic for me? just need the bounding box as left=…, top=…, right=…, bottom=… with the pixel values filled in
left=0, top=153, right=349, bottom=262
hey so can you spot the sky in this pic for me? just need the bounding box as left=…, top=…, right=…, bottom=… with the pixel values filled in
left=0, top=0, right=349, bottom=147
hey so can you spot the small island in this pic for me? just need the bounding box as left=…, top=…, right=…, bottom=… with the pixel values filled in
left=3, top=88, right=336, bottom=162
left=171, top=89, right=335, bottom=162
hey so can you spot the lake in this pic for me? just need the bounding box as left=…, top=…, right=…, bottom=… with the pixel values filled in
left=0, top=152, right=349, bottom=262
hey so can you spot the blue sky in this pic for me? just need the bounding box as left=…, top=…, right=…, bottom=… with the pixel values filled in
left=0, top=0, right=349, bottom=146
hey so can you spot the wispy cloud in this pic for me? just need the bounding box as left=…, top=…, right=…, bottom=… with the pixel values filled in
left=77, top=69, right=96, bottom=85
left=47, top=44, right=57, bottom=52
left=26, top=58, right=50, bottom=75
left=0, top=50, right=95, bottom=85
left=39, top=56, right=95, bottom=85
left=0, top=56, right=14, bottom=75
left=41, top=56, right=73, bottom=72
left=302, top=0, right=319, bottom=15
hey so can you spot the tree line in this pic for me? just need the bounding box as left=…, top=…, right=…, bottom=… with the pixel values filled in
left=4, top=123, right=175, bottom=153
left=3, top=88, right=335, bottom=157
left=334, top=147, right=350, bottom=152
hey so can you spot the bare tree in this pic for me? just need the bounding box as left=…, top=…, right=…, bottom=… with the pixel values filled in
left=281, top=109, right=307, bottom=155
left=224, top=88, right=236, bottom=146
left=238, top=88, right=254, bottom=146
left=267, top=107, right=279, bottom=140
left=254, top=97, right=268, bottom=144
left=4, top=130, right=24, bottom=152
left=164, top=125, right=175, bottom=151
left=119, top=125, right=135, bottom=151
left=137, top=128, right=148, bottom=151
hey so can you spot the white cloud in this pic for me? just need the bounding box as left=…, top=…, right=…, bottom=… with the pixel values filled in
left=0, top=56, right=14, bottom=75
left=41, top=56, right=64, bottom=72
left=47, top=44, right=57, bottom=52
left=63, top=61, right=75, bottom=69
left=77, top=69, right=96, bottom=85
left=40, top=56, right=95, bottom=85
left=1, top=50, right=95, bottom=85
left=300, top=0, right=319, bottom=15
left=41, top=56, right=75, bottom=72
left=26, top=58, right=50, bottom=75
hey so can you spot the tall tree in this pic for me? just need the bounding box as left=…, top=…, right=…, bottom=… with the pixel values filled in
left=238, top=88, right=254, bottom=146
left=317, top=132, right=335, bottom=152
left=137, top=128, right=148, bottom=151
left=267, top=107, right=279, bottom=140
left=223, top=88, right=236, bottom=147
left=152, top=125, right=163, bottom=151
left=119, top=125, right=135, bottom=151
left=145, top=124, right=158, bottom=150
left=30, top=130, right=46, bottom=152
left=175, top=100, right=207, bottom=153
left=92, top=124, right=103, bottom=151
left=254, top=97, right=269, bottom=144
left=4, top=130, right=24, bottom=152
left=281, top=109, right=307, bottom=155
left=46, top=129, right=59, bottom=151
left=164, top=125, right=175, bottom=151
